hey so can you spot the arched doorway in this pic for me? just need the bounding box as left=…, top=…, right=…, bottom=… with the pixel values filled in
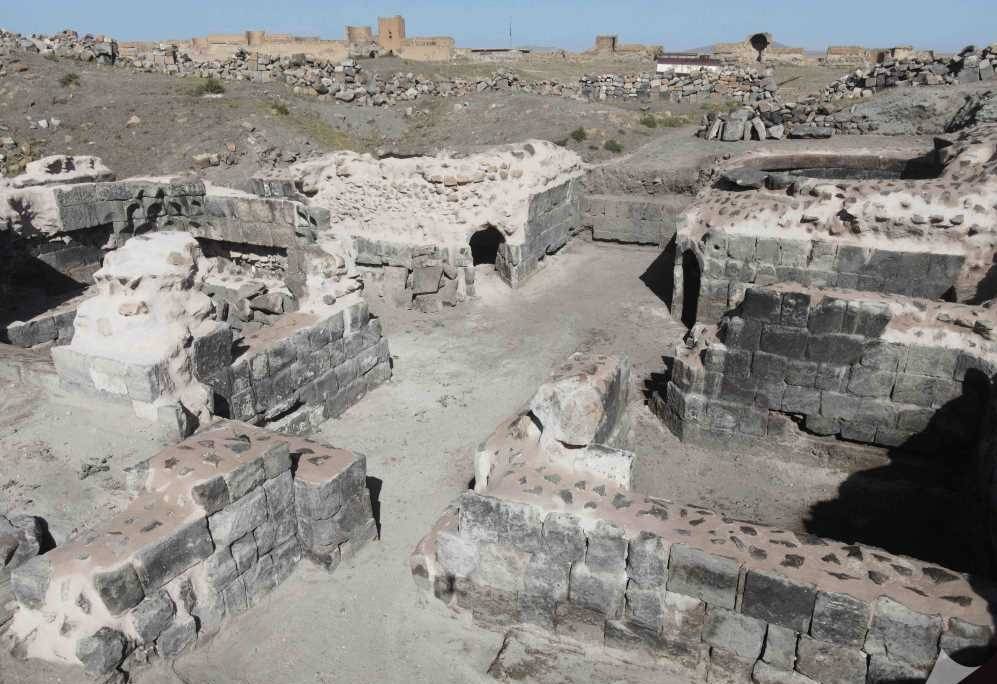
left=469, top=226, right=505, bottom=266
left=680, top=250, right=701, bottom=328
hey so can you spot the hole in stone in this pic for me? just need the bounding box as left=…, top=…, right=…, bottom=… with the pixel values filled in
left=469, top=225, right=505, bottom=266
left=680, top=250, right=700, bottom=329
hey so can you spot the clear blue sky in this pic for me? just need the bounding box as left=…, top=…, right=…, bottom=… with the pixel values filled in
left=2, top=1, right=994, bottom=52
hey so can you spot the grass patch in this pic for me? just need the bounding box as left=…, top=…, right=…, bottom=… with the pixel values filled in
left=639, top=114, right=658, bottom=128
left=271, top=102, right=290, bottom=116
left=569, top=127, right=587, bottom=142
left=59, top=72, right=80, bottom=88
left=284, top=110, right=367, bottom=152
left=186, top=77, right=226, bottom=96
left=658, top=114, right=691, bottom=128
left=603, top=139, right=624, bottom=153
left=700, top=99, right=740, bottom=115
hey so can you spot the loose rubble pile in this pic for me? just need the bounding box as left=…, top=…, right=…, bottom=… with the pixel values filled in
left=817, top=44, right=997, bottom=101
left=1, top=27, right=772, bottom=110
left=696, top=95, right=895, bottom=142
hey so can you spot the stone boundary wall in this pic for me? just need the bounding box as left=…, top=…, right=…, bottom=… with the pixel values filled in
left=675, top=230, right=965, bottom=326
left=412, top=353, right=997, bottom=683
left=6, top=423, right=376, bottom=680
left=222, top=300, right=391, bottom=434
left=579, top=66, right=776, bottom=104
left=656, top=285, right=995, bottom=454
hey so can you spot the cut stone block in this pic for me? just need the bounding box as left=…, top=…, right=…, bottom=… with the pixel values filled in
left=528, top=352, right=629, bottom=446
left=666, top=544, right=739, bottom=609
left=740, top=568, right=816, bottom=633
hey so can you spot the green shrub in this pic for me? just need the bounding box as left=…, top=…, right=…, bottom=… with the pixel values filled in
left=570, top=127, right=587, bottom=142
left=603, top=139, right=623, bottom=153
left=272, top=102, right=290, bottom=116
left=639, top=114, right=657, bottom=128
left=657, top=115, right=690, bottom=128
left=59, top=72, right=80, bottom=88
left=191, top=77, right=226, bottom=96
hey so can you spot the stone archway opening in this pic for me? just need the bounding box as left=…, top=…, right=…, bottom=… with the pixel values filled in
left=469, top=225, right=505, bottom=266
left=680, top=250, right=701, bottom=328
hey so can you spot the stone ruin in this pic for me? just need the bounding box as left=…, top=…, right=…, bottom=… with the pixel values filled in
left=257, top=141, right=585, bottom=311
left=5, top=423, right=375, bottom=678
left=7, top=33, right=997, bottom=684
left=413, top=353, right=997, bottom=683
left=0, top=156, right=389, bottom=436
left=636, top=123, right=997, bottom=647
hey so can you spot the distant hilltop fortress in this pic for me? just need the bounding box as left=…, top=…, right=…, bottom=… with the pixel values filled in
left=119, top=15, right=456, bottom=63
left=112, top=19, right=943, bottom=67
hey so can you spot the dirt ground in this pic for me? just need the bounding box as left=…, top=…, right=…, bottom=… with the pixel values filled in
left=1, top=239, right=971, bottom=683
left=0, top=51, right=863, bottom=192
left=0, top=44, right=990, bottom=682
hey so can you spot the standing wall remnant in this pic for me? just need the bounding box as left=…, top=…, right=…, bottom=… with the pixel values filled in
left=412, top=353, right=997, bottom=683
left=5, top=423, right=376, bottom=679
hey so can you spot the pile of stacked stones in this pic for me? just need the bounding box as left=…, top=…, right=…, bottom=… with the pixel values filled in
left=698, top=100, right=800, bottom=142
left=698, top=96, right=891, bottom=141
left=0, top=28, right=116, bottom=64
left=816, top=44, right=997, bottom=101
left=579, top=65, right=776, bottom=103
left=201, top=281, right=296, bottom=336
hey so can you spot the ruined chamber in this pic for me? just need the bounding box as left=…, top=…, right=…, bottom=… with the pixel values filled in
left=257, top=140, right=585, bottom=313
left=0, top=156, right=390, bottom=437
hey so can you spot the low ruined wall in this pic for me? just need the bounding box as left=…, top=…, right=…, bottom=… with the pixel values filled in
left=355, top=238, right=475, bottom=313
left=6, top=423, right=376, bottom=679
left=412, top=352, right=996, bottom=683
left=657, top=285, right=995, bottom=455
left=676, top=231, right=965, bottom=326
left=582, top=194, right=686, bottom=246
left=223, top=299, right=390, bottom=434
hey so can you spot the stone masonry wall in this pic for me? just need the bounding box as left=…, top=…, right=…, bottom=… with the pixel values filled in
left=355, top=237, right=475, bottom=313
left=413, top=353, right=997, bottom=684
left=2, top=174, right=333, bottom=347
left=656, top=286, right=995, bottom=454
left=581, top=194, right=685, bottom=246
left=6, top=423, right=376, bottom=680
left=497, top=178, right=581, bottom=288
left=221, top=299, right=391, bottom=434
left=675, top=230, right=965, bottom=326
